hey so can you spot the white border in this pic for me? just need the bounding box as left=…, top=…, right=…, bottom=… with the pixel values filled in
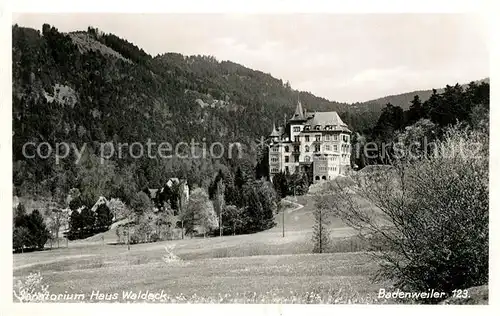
left=1, top=1, right=498, bottom=316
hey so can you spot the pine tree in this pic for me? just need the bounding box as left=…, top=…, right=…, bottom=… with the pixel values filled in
left=234, top=167, right=245, bottom=189
left=95, top=203, right=113, bottom=232
left=312, top=205, right=330, bottom=253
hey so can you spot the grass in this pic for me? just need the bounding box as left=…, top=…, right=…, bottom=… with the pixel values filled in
left=13, top=194, right=387, bottom=303
left=14, top=252, right=384, bottom=303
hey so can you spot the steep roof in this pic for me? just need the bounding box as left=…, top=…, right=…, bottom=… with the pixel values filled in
left=269, top=122, right=281, bottom=137
left=290, top=100, right=306, bottom=121
left=307, top=111, right=348, bottom=127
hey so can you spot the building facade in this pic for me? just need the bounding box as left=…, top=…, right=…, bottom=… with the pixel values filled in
left=268, top=100, right=351, bottom=183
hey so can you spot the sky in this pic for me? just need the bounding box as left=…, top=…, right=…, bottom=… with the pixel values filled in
left=12, top=13, right=489, bottom=103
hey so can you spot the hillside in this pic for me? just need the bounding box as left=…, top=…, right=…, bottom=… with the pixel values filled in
left=11, top=23, right=381, bottom=200
left=12, top=23, right=486, bottom=203
left=355, top=78, right=490, bottom=111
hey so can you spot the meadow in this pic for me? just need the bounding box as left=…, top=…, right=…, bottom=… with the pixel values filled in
left=13, top=195, right=388, bottom=303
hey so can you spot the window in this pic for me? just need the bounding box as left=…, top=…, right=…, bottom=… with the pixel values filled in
left=285, top=156, right=289, bottom=163
left=293, top=126, right=300, bottom=132
left=294, top=155, right=299, bottom=162
left=294, top=136, right=300, bottom=142
left=304, top=125, right=310, bottom=131
left=272, top=147, right=279, bottom=152
left=325, top=145, right=331, bottom=151
left=294, top=146, right=299, bottom=152
left=315, top=135, right=321, bottom=142
left=295, top=166, right=300, bottom=172
left=271, top=157, right=278, bottom=162
left=325, top=134, right=330, bottom=141
left=333, top=134, right=339, bottom=141
left=315, top=125, right=321, bottom=130
left=271, top=168, right=279, bottom=173
left=305, top=145, right=310, bottom=152
left=285, top=146, right=289, bottom=152
left=305, top=156, right=310, bottom=162
left=305, top=135, right=310, bottom=142
left=315, top=144, right=320, bottom=152
left=333, top=145, right=338, bottom=152
left=285, top=166, right=290, bottom=173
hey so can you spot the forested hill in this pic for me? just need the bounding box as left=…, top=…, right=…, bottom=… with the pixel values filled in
left=11, top=23, right=486, bottom=203
left=354, top=78, right=490, bottom=112
left=11, top=24, right=380, bottom=201
left=12, top=24, right=379, bottom=146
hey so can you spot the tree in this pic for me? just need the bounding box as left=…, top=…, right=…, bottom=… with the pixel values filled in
left=319, top=125, right=488, bottom=300
left=13, top=205, right=50, bottom=251
left=76, top=153, right=116, bottom=205
left=68, top=209, right=83, bottom=240
left=133, top=209, right=158, bottom=243
left=222, top=205, right=246, bottom=235
left=130, top=191, right=153, bottom=216
left=25, top=210, right=51, bottom=250
left=312, top=198, right=331, bottom=253
left=182, top=188, right=218, bottom=237
left=395, top=118, right=437, bottom=162
left=407, top=95, right=425, bottom=124
left=272, top=171, right=288, bottom=198
left=106, top=198, right=129, bottom=221
left=80, top=207, right=96, bottom=238
left=14, top=203, right=27, bottom=228
left=234, top=167, right=246, bottom=189
left=13, top=226, right=30, bottom=252
left=241, top=180, right=277, bottom=233
left=44, top=208, right=69, bottom=248
left=214, top=178, right=226, bottom=236
left=95, top=203, right=113, bottom=232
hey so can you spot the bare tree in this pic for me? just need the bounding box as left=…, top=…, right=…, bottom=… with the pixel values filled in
left=316, top=125, right=488, bottom=297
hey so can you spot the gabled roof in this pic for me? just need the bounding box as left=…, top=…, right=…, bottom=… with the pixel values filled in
left=307, top=111, right=348, bottom=128
left=148, top=188, right=159, bottom=199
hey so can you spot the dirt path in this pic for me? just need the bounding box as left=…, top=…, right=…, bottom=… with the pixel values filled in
left=282, top=198, right=304, bottom=213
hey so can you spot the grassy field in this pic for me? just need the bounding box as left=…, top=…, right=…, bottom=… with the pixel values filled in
left=13, top=195, right=387, bottom=303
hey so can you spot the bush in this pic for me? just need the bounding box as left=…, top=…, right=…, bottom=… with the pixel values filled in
left=129, top=232, right=140, bottom=244
left=150, top=232, right=161, bottom=242
left=13, top=272, right=50, bottom=302
left=321, top=125, right=488, bottom=301
left=12, top=206, right=50, bottom=252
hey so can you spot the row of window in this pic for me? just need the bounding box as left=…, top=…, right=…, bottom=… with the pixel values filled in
left=294, top=125, right=342, bottom=132
left=284, top=156, right=299, bottom=163
left=315, top=156, right=338, bottom=161
left=292, top=134, right=349, bottom=142
left=273, top=134, right=350, bottom=143
left=317, top=166, right=338, bottom=172
left=272, top=144, right=350, bottom=154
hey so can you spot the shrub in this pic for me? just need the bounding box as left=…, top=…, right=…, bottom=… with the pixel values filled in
left=319, top=125, right=488, bottom=301
left=150, top=232, right=160, bottom=242
left=13, top=272, right=49, bottom=302
left=129, top=232, right=140, bottom=244
left=12, top=207, right=50, bottom=252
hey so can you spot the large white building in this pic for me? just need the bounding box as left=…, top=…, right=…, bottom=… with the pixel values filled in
left=268, top=100, right=352, bottom=183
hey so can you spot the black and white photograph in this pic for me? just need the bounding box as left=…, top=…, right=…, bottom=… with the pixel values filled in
left=4, top=1, right=494, bottom=310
